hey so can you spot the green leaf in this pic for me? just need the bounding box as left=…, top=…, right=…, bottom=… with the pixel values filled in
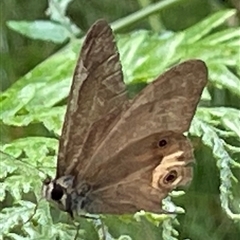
left=7, top=20, right=72, bottom=43
left=0, top=41, right=79, bottom=127
left=47, top=0, right=74, bottom=22
left=0, top=137, right=58, bottom=179
left=202, top=27, right=240, bottom=45
left=46, top=0, right=80, bottom=37
left=182, top=9, right=237, bottom=44
left=197, top=107, right=240, bottom=138
left=190, top=116, right=240, bottom=220
left=118, top=31, right=184, bottom=84
left=208, top=63, right=240, bottom=97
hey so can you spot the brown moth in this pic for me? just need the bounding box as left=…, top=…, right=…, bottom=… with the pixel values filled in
left=42, top=19, right=208, bottom=216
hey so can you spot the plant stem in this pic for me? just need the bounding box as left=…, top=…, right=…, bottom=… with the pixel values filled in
left=112, top=0, right=182, bottom=32
left=137, top=0, right=165, bottom=32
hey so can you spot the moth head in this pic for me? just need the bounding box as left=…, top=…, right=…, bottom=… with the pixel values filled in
left=42, top=175, right=74, bottom=216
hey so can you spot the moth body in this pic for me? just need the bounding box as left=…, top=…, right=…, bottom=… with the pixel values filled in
left=42, top=176, right=90, bottom=217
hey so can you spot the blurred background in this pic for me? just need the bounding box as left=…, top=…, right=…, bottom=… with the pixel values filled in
left=1, top=0, right=239, bottom=91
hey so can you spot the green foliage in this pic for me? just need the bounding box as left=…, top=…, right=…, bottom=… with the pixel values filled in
left=7, top=20, right=75, bottom=44
left=6, top=0, right=80, bottom=43
left=1, top=1, right=240, bottom=240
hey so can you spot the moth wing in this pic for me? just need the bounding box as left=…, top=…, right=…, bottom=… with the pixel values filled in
left=82, top=132, right=194, bottom=214
left=56, top=20, right=128, bottom=178
left=75, top=59, right=208, bottom=181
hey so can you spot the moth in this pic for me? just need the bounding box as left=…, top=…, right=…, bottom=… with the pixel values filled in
left=42, top=19, right=208, bottom=217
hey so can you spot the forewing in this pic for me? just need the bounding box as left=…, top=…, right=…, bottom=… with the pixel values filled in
left=76, top=60, right=207, bottom=180
left=81, top=132, right=194, bottom=214
left=56, top=20, right=128, bottom=178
